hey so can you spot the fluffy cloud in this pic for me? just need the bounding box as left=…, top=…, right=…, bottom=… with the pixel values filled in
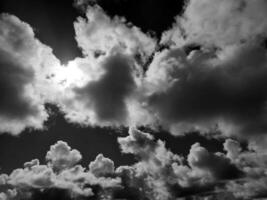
left=74, top=5, right=156, bottom=60
left=0, top=14, right=62, bottom=135
left=61, top=0, right=267, bottom=145
left=144, top=42, right=267, bottom=139
left=162, top=0, right=267, bottom=47
left=65, top=53, right=138, bottom=126
left=58, top=5, right=156, bottom=128
left=150, top=0, right=267, bottom=140
left=0, top=141, right=121, bottom=200
left=117, top=128, right=244, bottom=200
left=89, top=154, right=115, bottom=177
left=46, top=141, right=82, bottom=171
left=188, top=143, right=243, bottom=181
left=2, top=0, right=267, bottom=142
left=2, top=128, right=267, bottom=199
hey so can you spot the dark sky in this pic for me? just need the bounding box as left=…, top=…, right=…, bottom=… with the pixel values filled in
left=1, top=0, right=266, bottom=199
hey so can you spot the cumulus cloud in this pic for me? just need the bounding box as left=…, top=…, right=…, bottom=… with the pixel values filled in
left=144, top=42, right=267, bottom=139
left=89, top=154, right=115, bottom=177
left=61, top=0, right=267, bottom=146
left=2, top=128, right=267, bottom=199
left=2, top=0, right=266, bottom=142
left=117, top=128, right=244, bottom=200
left=66, top=53, right=138, bottom=126
left=162, top=0, right=267, bottom=47
left=0, top=14, right=62, bottom=135
left=1, top=1, right=267, bottom=198
left=188, top=143, right=243, bottom=181
left=74, top=5, right=156, bottom=60
left=0, top=141, right=121, bottom=200
left=46, top=141, right=82, bottom=171
left=57, top=5, right=156, bottom=128
left=148, top=0, right=267, bottom=140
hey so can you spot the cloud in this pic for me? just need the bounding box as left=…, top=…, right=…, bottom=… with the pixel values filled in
left=89, top=154, right=115, bottom=177
left=162, top=0, right=267, bottom=48
left=2, top=0, right=266, bottom=142
left=62, top=0, right=267, bottom=145
left=149, top=0, right=267, bottom=141
left=117, top=128, right=244, bottom=199
left=0, top=141, right=121, bottom=200
left=144, top=42, right=267, bottom=139
left=0, top=14, right=48, bottom=134
left=58, top=5, right=156, bottom=128
left=188, top=143, right=243, bottom=181
left=69, top=53, right=137, bottom=126
left=74, top=5, right=156, bottom=60
left=46, top=141, right=82, bottom=171
left=2, top=128, right=267, bottom=199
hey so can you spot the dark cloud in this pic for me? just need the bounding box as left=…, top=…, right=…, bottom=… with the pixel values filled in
left=0, top=13, right=62, bottom=135
left=0, top=49, right=35, bottom=118
left=74, top=53, right=137, bottom=125
left=144, top=43, right=267, bottom=139
left=188, top=143, right=244, bottom=180
left=46, top=141, right=82, bottom=172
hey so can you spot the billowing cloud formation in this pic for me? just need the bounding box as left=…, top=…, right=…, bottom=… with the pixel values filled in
left=2, top=128, right=267, bottom=200
left=74, top=5, right=156, bottom=59
left=0, top=14, right=62, bottom=135
left=144, top=43, right=267, bottom=139
left=55, top=5, right=156, bottom=128
left=89, top=154, right=115, bottom=177
left=0, top=141, right=121, bottom=200
left=139, top=0, right=267, bottom=140
left=1, top=0, right=267, bottom=145
left=162, top=0, right=267, bottom=47
left=46, top=141, right=82, bottom=171
left=69, top=53, right=137, bottom=125
left=2, top=0, right=267, bottom=199
left=61, top=0, right=267, bottom=144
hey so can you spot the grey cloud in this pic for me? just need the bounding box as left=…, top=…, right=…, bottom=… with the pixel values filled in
left=0, top=141, right=121, bottom=200
left=117, top=128, right=243, bottom=200
left=148, top=0, right=267, bottom=141
left=89, top=154, right=115, bottom=177
left=59, top=5, right=156, bottom=128
left=223, top=139, right=241, bottom=161
left=46, top=141, right=82, bottom=172
left=0, top=13, right=63, bottom=135
left=74, top=5, right=156, bottom=60
left=0, top=14, right=49, bottom=134
left=162, top=0, right=267, bottom=48
left=73, top=53, right=137, bottom=125
left=2, top=129, right=267, bottom=200
left=144, top=43, right=267, bottom=139
left=188, top=143, right=244, bottom=181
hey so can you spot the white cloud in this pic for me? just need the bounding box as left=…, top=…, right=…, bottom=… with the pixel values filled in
left=162, top=0, right=267, bottom=48
left=89, top=154, right=115, bottom=177
left=74, top=5, right=156, bottom=60
left=0, top=14, right=62, bottom=135
left=46, top=141, right=82, bottom=171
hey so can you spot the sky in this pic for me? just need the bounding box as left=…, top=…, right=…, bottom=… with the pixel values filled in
left=0, top=0, right=267, bottom=200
